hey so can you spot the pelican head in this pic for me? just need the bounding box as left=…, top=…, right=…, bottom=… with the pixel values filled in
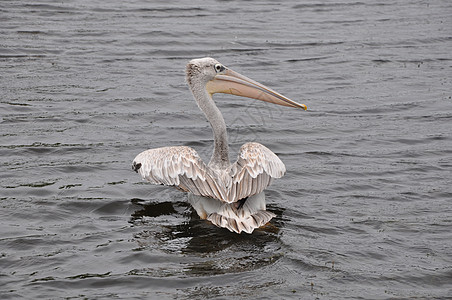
left=186, top=57, right=307, bottom=110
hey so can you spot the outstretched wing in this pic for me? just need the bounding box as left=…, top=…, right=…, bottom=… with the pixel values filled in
left=225, top=142, right=286, bottom=203
left=132, top=143, right=286, bottom=204
left=132, top=146, right=226, bottom=200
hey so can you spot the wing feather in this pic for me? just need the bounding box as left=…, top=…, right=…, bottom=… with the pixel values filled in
left=132, top=146, right=220, bottom=199
left=225, top=142, right=286, bottom=203
left=132, top=142, right=286, bottom=204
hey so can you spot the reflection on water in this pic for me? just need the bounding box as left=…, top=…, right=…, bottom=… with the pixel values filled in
left=130, top=198, right=178, bottom=218
left=128, top=197, right=284, bottom=276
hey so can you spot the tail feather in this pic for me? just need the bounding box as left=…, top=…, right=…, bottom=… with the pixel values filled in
left=208, top=210, right=275, bottom=234
left=188, top=191, right=275, bottom=234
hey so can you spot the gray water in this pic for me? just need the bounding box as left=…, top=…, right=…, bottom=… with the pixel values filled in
left=1, top=1, right=452, bottom=299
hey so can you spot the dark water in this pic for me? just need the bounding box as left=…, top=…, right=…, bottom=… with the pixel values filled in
left=1, top=0, right=452, bottom=299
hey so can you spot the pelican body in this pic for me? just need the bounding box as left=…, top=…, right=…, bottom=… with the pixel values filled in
left=132, top=58, right=306, bottom=234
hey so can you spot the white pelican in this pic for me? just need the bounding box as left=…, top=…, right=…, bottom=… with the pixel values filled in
left=132, top=57, right=306, bottom=234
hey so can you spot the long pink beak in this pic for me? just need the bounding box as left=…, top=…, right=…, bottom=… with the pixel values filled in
left=205, top=68, right=307, bottom=110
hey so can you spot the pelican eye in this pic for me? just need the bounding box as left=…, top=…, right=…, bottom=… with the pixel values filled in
left=214, top=63, right=225, bottom=73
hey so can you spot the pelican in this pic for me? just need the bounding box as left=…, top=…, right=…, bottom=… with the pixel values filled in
left=132, top=57, right=306, bottom=234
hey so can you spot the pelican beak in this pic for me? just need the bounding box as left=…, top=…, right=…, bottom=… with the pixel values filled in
left=206, top=68, right=307, bottom=110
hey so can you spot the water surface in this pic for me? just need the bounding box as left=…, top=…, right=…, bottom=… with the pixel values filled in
left=1, top=1, right=451, bottom=299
